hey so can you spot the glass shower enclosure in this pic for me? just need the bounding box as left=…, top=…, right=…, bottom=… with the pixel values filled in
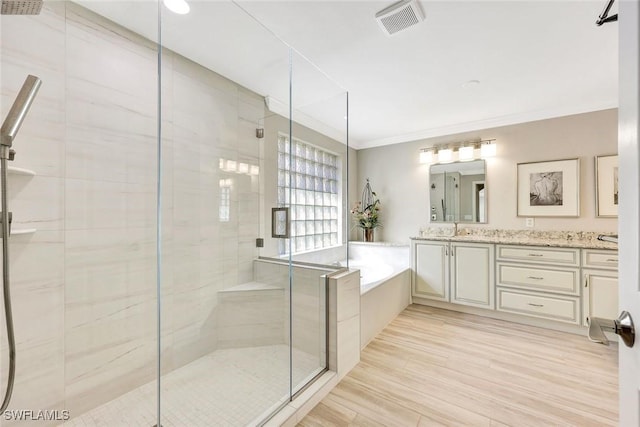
left=0, top=1, right=349, bottom=425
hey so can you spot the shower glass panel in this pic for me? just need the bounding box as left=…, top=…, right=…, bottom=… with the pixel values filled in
left=1, top=0, right=346, bottom=425
left=159, top=1, right=296, bottom=425
left=287, top=51, right=349, bottom=395
left=1, top=0, right=161, bottom=425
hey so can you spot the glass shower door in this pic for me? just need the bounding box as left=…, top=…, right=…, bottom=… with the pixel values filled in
left=286, top=51, right=349, bottom=396
left=158, top=1, right=294, bottom=425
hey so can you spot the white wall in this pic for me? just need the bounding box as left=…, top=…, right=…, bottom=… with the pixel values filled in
left=357, top=109, right=618, bottom=243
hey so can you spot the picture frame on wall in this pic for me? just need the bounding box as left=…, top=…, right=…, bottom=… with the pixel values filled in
left=517, top=158, right=580, bottom=217
left=595, top=154, right=619, bottom=217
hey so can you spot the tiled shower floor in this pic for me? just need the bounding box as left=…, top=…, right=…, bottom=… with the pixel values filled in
left=62, top=345, right=322, bottom=427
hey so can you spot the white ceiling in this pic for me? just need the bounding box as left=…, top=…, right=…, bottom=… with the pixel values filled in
left=80, top=0, right=618, bottom=150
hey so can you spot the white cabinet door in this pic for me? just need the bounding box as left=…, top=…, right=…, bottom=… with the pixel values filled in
left=583, top=269, right=618, bottom=326
left=412, top=241, right=448, bottom=301
left=451, top=242, right=495, bottom=309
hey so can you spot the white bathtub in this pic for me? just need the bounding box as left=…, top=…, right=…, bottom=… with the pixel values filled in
left=344, top=242, right=410, bottom=293
left=343, top=260, right=394, bottom=294
left=346, top=242, right=411, bottom=349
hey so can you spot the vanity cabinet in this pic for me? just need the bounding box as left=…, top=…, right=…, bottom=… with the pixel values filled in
left=582, top=249, right=618, bottom=326
left=411, top=238, right=618, bottom=330
left=496, top=245, right=581, bottom=325
left=450, top=242, right=495, bottom=309
left=412, top=240, right=494, bottom=308
left=412, top=241, right=449, bottom=301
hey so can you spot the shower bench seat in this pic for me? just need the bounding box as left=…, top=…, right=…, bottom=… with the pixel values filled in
left=217, top=282, right=286, bottom=349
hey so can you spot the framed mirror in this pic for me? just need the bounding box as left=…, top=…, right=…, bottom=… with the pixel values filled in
left=429, top=159, right=486, bottom=223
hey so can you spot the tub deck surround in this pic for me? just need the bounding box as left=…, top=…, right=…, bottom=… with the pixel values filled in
left=414, top=228, right=618, bottom=250
left=349, top=241, right=410, bottom=247
left=346, top=242, right=412, bottom=350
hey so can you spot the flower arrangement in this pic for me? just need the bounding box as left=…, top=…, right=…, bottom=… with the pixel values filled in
left=350, top=193, right=381, bottom=230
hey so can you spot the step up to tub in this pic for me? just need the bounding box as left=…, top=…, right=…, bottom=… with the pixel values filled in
left=217, top=282, right=286, bottom=349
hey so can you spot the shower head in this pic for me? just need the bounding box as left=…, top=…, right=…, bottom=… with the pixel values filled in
left=1, top=0, right=43, bottom=15
left=1, top=75, right=42, bottom=148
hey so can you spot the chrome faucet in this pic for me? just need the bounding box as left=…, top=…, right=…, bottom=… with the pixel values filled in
left=597, top=234, right=618, bottom=244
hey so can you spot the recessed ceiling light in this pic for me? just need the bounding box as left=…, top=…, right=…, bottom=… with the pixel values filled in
left=463, top=79, right=480, bottom=88
left=164, top=0, right=190, bottom=14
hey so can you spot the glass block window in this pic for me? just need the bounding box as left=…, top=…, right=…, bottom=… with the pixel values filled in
left=219, top=179, right=231, bottom=222
left=277, top=135, right=339, bottom=255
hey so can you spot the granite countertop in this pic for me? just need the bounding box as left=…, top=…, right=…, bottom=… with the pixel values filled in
left=411, top=228, right=618, bottom=250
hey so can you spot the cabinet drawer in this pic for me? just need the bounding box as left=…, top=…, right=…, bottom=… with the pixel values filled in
left=582, top=250, right=618, bottom=270
left=496, top=245, right=579, bottom=266
left=496, top=288, right=580, bottom=324
left=497, top=263, right=579, bottom=295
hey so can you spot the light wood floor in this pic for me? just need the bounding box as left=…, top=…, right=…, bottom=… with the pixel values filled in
left=299, top=304, right=618, bottom=426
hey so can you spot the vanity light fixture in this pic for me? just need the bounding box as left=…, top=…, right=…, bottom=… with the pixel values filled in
left=458, top=145, right=475, bottom=161
left=437, top=147, right=453, bottom=163
left=480, top=140, right=497, bottom=158
left=419, top=148, right=434, bottom=164
left=419, top=139, right=497, bottom=164
left=163, top=0, right=190, bottom=14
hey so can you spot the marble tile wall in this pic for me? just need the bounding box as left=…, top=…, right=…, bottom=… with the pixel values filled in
left=63, top=4, right=159, bottom=415
left=1, top=1, right=265, bottom=422
left=1, top=2, right=67, bottom=425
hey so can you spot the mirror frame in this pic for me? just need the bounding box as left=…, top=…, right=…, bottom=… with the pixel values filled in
left=429, top=159, right=487, bottom=223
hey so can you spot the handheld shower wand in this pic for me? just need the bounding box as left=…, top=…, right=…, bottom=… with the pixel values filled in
left=1, top=75, right=42, bottom=150
left=0, top=74, right=42, bottom=412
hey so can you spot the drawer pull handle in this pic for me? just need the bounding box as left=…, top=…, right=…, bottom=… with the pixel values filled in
left=527, top=276, right=544, bottom=280
left=606, top=258, right=618, bottom=262
left=528, top=254, right=544, bottom=257
left=528, top=303, right=544, bottom=307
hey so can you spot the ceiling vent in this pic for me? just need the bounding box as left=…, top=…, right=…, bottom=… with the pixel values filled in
left=375, top=0, right=424, bottom=36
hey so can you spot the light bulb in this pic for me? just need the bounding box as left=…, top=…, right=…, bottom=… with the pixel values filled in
left=481, top=142, right=497, bottom=158
left=437, top=148, right=453, bottom=163
left=163, top=0, right=190, bottom=14
left=419, top=149, right=434, bottom=164
left=458, top=145, right=475, bottom=161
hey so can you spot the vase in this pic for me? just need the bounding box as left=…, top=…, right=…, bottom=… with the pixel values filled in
left=364, top=228, right=374, bottom=242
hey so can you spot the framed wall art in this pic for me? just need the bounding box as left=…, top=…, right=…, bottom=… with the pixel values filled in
left=517, top=158, right=580, bottom=217
left=595, top=154, right=619, bottom=217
